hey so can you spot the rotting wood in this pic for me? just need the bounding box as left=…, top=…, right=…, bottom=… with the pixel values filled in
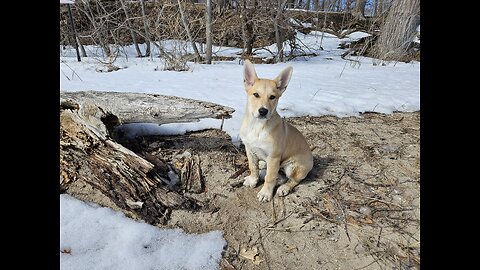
left=60, top=91, right=234, bottom=225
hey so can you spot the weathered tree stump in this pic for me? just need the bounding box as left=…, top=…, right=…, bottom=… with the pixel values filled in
left=60, top=91, right=234, bottom=225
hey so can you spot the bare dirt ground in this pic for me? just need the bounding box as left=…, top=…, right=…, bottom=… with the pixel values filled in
left=134, top=111, right=420, bottom=270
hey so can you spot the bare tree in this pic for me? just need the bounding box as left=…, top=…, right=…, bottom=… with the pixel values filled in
left=374, top=0, right=420, bottom=61
left=345, top=0, right=352, bottom=12
left=140, top=0, right=151, bottom=57
left=372, top=0, right=387, bottom=16
left=274, top=0, right=289, bottom=62
left=76, top=0, right=111, bottom=57
left=119, top=0, right=142, bottom=57
left=240, top=0, right=256, bottom=57
left=77, top=36, right=87, bottom=57
left=352, top=0, right=367, bottom=20
left=177, top=0, right=201, bottom=62
left=205, top=0, right=213, bottom=64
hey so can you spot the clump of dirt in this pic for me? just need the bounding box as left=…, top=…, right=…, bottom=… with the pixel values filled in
left=134, top=111, right=420, bottom=270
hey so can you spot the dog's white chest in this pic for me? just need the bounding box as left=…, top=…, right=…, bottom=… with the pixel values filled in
left=241, top=124, right=273, bottom=160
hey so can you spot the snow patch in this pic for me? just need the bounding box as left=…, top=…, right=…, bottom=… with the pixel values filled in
left=60, top=194, right=226, bottom=270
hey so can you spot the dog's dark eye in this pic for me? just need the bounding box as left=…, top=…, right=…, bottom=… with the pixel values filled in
left=269, top=95, right=276, bottom=100
left=253, top=93, right=259, bottom=98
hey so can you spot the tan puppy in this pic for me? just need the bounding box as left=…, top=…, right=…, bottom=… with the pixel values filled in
left=240, top=60, right=313, bottom=202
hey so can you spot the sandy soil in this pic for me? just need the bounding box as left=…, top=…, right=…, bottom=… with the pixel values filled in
left=137, top=111, right=420, bottom=270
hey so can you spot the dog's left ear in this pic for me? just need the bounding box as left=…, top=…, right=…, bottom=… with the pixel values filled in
left=274, top=66, right=293, bottom=94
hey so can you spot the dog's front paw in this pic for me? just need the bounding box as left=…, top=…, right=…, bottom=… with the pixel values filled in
left=276, top=184, right=292, bottom=197
left=243, top=175, right=259, bottom=188
left=257, top=186, right=274, bottom=202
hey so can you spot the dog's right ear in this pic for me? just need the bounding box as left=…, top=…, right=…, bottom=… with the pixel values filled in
left=243, top=60, right=258, bottom=90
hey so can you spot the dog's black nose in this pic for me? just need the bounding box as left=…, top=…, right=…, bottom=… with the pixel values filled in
left=258, top=108, right=268, bottom=116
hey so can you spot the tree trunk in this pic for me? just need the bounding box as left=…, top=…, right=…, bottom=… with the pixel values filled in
left=120, top=0, right=142, bottom=57
left=205, top=0, right=213, bottom=64
left=66, top=4, right=81, bottom=62
left=60, top=91, right=234, bottom=225
left=241, top=0, right=255, bottom=56
left=275, top=0, right=288, bottom=63
left=378, top=0, right=384, bottom=15
left=76, top=36, right=87, bottom=57
left=140, top=0, right=151, bottom=57
left=374, top=0, right=420, bottom=61
left=345, top=0, right=352, bottom=12
left=352, top=0, right=367, bottom=20
left=177, top=0, right=201, bottom=62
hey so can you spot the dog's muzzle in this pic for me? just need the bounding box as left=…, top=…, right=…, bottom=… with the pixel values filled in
left=258, top=108, right=268, bottom=118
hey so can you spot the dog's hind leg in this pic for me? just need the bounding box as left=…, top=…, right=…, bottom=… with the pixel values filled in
left=276, top=161, right=311, bottom=197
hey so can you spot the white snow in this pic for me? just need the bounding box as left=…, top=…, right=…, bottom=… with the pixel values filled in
left=60, top=194, right=226, bottom=270
left=60, top=31, right=419, bottom=269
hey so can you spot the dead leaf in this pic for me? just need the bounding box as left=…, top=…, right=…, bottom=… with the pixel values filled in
left=346, top=215, right=359, bottom=225
left=60, top=248, right=71, bottom=254
left=361, top=217, right=374, bottom=224
left=239, top=246, right=264, bottom=265
left=322, top=194, right=337, bottom=217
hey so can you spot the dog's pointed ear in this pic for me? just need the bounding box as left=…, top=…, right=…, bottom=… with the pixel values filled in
left=274, top=66, right=293, bottom=94
left=243, top=60, right=258, bottom=89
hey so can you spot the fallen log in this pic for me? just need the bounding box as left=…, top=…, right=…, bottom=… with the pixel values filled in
left=60, top=91, right=235, bottom=225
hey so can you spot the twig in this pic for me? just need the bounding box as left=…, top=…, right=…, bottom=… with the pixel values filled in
left=271, top=197, right=276, bottom=224
left=60, top=60, right=83, bottom=82
left=377, top=226, right=383, bottom=247
left=257, top=225, right=271, bottom=270
left=312, top=211, right=338, bottom=224
left=60, top=69, right=71, bottom=81
left=312, top=88, right=321, bottom=99
left=229, top=179, right=245, bottom=188
left=267, top=210, right=294, bottom=228
left=354, top=252, right=387, bottom=270
left=370, top=127, right=383, bottom=140
left=238, top=260, right=246, bottom=270
left=264, top=227, right=325, bottom=233
left=252, top=47, right=275, bottom=57
left=229, top=166, right=248, bottom=179
left=280, top=196, right=286, bottom=219
left=318, top=169, right=346, bottom=193
left=338, top=56, right=348, bottom=78
left=366, top=197, right=404, bottom=209
left=335, top=198, right=351, bottom=242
